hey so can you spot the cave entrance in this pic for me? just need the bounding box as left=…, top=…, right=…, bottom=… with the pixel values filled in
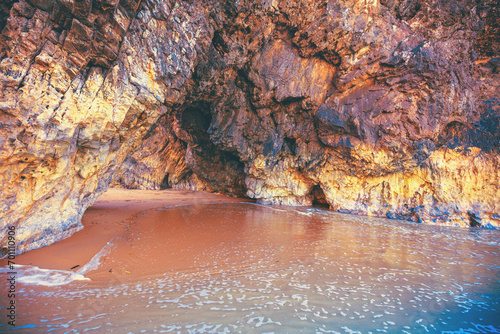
left=161, top=174, right=169, bottom=190
left=310, top=185, right=329, bottom=208
left=180, top=103, right=212, bottom=138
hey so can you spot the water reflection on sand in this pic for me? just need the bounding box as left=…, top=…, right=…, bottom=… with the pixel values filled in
left=1, top=203, right=499, bottom=333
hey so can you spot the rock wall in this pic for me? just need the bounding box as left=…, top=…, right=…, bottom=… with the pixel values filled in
left=1, top=0, right=499, bottom=254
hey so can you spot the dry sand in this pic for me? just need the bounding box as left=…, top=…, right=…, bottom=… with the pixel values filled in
left=1, top=188, right=249, bottom=273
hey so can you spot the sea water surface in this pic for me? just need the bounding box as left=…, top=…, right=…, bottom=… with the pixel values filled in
left=1, top=203, right=499, bottom=333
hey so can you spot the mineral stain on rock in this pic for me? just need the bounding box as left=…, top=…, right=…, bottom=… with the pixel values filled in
left=0, top=0, right=499, bottom=254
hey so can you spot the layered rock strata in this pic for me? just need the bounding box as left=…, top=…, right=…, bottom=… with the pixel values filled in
left=0, top=0, right=499, bottom=254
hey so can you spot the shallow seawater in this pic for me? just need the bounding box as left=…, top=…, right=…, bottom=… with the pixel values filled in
left=1, top=203, right=499, bottom=333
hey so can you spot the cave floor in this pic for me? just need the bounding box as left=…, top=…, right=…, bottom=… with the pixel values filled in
left=3, top=189, right=249, bottom=272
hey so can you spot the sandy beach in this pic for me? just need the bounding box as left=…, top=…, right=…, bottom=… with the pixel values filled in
left=0, top=188, right=249, bottom=274
left=0, top=192, right=499, bottom=332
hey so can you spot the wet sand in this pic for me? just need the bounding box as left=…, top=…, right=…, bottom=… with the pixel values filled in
left=1, top=190, right=500, bottom=334
left=1, top=201, right=499, bottom=333
left=0, top=188, right=249, bottom=273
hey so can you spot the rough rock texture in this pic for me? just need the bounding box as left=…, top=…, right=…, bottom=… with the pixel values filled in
left=1, top=0, right=499, bottom=254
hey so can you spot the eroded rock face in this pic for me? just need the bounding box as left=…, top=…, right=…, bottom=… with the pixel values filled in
left=0, top=0, right=216, bottom=253
left=1, top=0, right=499, bottom=254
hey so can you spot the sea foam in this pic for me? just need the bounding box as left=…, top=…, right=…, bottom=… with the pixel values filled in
left=0, top=240, right=114, bottom=286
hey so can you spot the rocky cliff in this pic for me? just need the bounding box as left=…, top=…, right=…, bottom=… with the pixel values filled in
left=1, top=0, right=499, bottom=255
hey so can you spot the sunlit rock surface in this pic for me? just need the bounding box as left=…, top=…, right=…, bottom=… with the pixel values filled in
left=1, top=0, right=499, bottom=254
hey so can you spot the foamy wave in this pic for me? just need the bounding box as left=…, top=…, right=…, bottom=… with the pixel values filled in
left=0, top=240, right=115, bottom=286
left=76, top=239, right=114, bottom=276
left=248, top=203, right=315, bottom=216
left=0, top=265, right=90, bottom=286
